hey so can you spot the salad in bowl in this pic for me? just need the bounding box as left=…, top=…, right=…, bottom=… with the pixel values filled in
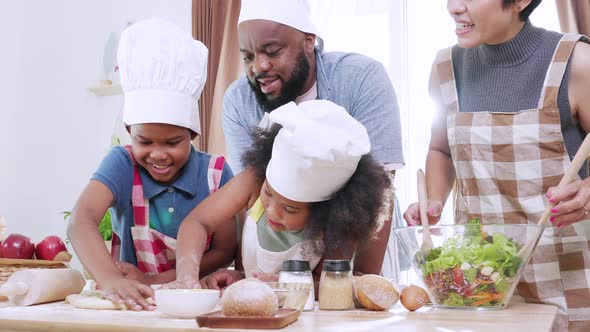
left=394, top=220, right=544, bottom=309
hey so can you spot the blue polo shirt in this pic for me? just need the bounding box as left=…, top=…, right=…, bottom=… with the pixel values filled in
left=222, top=47, right=405, bottom=173
left=91, top=146, right=233, bottom=266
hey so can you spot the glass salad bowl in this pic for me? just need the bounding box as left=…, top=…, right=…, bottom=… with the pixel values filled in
left=393, top=222, right=544, bottom=310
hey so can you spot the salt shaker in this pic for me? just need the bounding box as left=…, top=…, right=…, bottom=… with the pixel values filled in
left=318, top=260, right=353, bottom=310
left=279, top=260, right=315, bottom=311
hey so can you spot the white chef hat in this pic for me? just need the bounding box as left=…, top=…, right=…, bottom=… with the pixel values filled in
left=266, top=100, right=370, bottom=202
left=117, top=18, right=207, bottom=135
left=238, top=0, right=322, bottom=43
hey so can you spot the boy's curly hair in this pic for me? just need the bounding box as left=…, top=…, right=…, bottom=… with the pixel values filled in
left=241, top=124, right=392, bottom=257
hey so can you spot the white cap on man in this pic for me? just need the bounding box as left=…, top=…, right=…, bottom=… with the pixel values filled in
left=117, top=18, right=208, bottom=135
left=238, top=0, right=322, bottom=46
left=265, top=100, right=370, bottom=202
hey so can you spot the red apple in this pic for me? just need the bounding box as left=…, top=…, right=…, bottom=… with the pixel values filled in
left=35, top=235, right=67, bottom=260
left=2, top=233, right=35, bottom=259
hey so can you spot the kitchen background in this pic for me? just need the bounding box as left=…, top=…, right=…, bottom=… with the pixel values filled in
left=0, top=0, right=560, bottom=274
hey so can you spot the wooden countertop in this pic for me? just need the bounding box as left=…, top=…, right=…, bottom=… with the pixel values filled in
left=0, top=299, right=557, bottom=331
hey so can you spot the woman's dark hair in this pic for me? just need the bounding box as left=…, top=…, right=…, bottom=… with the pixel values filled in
left=241, top=124, right=392, bottom=258
left=503, top=0, right=541, bottom=21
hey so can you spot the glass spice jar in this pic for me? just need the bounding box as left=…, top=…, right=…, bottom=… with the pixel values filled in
left=318, top=260, right=354, bottom=310
left=278, top=260, right=315, bottom=311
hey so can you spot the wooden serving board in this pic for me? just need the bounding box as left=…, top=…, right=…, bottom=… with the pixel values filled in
left=196, top=309, right=301, bottom=329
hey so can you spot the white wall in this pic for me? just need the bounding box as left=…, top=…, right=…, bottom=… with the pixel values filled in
left=0, top=0, right=191, bottom=259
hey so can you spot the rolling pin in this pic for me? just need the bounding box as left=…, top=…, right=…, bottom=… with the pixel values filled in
left=0, top=268, right=85, bottom=306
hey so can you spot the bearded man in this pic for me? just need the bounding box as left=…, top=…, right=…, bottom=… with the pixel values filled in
left=221, top=0, right=404, bottom=277
left=223, top=0, right=404, bottom=175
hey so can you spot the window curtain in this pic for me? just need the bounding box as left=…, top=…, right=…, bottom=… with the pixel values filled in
left=556, top=0, right=590, bottom=35
left=192, top=0, right=242, bottom=155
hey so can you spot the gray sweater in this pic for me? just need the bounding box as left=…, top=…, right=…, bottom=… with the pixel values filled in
left=452, top=20, right=587, bottom=177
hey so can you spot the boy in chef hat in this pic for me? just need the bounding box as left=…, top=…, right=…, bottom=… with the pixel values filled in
left=170, top=100, right=391, bottom=290
left=67, top=18, right=236, bottom=311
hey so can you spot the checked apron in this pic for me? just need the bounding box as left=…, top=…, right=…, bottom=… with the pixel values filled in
left=435, top=33, right=590, bottom=331
left=110, top=146, right=225, bottom=275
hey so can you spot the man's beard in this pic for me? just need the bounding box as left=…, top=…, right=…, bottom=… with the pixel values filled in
left=248, top=51, right=311, bottom=112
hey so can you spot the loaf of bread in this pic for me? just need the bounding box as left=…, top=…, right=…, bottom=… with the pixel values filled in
left=355, top=274, right=399, bottom=311
left=221, top=278, right=278, bottom=317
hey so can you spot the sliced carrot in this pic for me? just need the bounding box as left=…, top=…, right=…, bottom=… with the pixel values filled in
left=468, top=292, right=493, bottom=299
left=472, top=293, right=503, bottom=306
left=472, top=280, right=494, bottom=287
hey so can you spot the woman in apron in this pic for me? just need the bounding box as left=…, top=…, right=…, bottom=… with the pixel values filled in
left=170, top=100, right=391, bottom=293
left=404, top=1, right=590, bottom=330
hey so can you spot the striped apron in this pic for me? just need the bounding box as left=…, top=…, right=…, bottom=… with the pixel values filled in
left=110, top=146, right=225, bottom=275
left=436, top=34, right=590, bottom=331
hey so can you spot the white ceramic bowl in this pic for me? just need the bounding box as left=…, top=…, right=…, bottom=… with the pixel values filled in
left=155, top=289, right=220, bottom=318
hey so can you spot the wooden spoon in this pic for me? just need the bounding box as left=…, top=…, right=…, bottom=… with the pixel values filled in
left=517, top=133, right=590, bottom=258
left=417, top=169, right=434, bottom=252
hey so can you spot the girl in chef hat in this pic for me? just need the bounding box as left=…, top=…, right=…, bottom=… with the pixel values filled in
left=171, top=99, right=391, bottom=290
left=67, top=19, right=236, bottom=310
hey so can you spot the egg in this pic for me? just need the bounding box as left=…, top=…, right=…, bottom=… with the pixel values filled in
left=400, top=285, right=429, bottom=311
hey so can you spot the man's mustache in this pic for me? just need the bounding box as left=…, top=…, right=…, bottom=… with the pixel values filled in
left=254, top=73, right=277, bottom=80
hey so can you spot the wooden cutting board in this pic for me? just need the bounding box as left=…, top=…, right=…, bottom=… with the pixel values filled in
left=196, top=309, right=300, bottom=329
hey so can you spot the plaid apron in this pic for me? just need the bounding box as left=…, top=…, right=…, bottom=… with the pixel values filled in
left=436, top=34, right=590, bottom=331
left=110, top=146, right=225, bottom=275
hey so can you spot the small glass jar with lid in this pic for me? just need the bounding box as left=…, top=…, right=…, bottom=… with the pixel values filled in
left=318, top=259, right=354, bottom=310
left=278, top=260, right=315, bottom=311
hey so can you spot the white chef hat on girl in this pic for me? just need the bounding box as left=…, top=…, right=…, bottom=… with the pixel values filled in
left=117, top=18, right=207, bottom=135
left=238, top=0, right=322, bottom=44
left=266, top=100, right=370, bottom=202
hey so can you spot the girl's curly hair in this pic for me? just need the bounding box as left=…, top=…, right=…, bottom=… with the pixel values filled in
left=241, top=124, right=391, bottom=257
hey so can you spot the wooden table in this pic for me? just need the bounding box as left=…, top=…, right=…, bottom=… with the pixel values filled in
left=0, top=300, right=556, bottom=332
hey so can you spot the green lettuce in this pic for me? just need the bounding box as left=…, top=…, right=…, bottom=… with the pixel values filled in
left=421, top=226, right=522, bottom=279
left=444, top=293, right=466, bottom=306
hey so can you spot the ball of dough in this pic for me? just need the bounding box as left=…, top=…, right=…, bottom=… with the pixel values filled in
left=221, top=278, right=278, bottom=317
left=355, top=274, right=399, bottom=311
